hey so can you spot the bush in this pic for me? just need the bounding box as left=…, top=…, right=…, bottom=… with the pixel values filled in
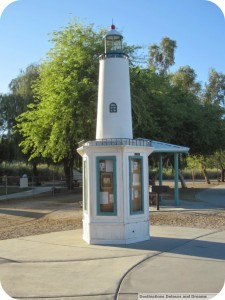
left=0, top=162, right=64, bottom=178
left=150, top=167, right=220, bottom=181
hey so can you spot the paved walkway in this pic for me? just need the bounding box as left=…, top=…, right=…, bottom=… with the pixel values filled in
left=0, top=186, right=225, bottom=299
left=151, top=183, right=225, bottom=212
left=0, top=187, right=52, bottom=201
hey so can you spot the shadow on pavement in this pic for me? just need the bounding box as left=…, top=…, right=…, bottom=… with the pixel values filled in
left=0, top=208, right=46, bottom=219
left=110, top=235, right=225, bottom=261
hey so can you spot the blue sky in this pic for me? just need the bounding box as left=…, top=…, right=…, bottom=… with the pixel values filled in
left=0, top=0, right=225, bottom=94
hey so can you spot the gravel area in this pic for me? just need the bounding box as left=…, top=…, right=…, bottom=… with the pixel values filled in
left=150, top=210, right=225, bottom=230
left=0, top=191, right=83, bottom=240
left=151, top=181, right=225, bottom=230
left=0, top=183, right=225, bottom=240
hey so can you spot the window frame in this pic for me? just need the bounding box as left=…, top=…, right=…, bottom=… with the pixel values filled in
left=109, top=102, right=117, bottom=113
left=96, top=156, right=117, bottom=216
left=129, top=156, right=144, bottom=215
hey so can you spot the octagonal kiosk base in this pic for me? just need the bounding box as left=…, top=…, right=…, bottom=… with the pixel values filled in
left=77, top=139, right=153, bottom=245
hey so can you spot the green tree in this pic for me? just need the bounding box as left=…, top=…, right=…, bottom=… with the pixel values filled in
left=0, top=93, right=23, bottom=134
left=16, top=20, right=105, bottom=186
left=171, top=66, right=201, bottom=94
left=206, top=151, right=225, bottom=182
left=131, top=67, right=178, bottom=141
left=186, top=155, right=202, bottom=182
left=9, top=64, right=39, bottom=107
left=203, top=68, right=225, bottom=105
left=131, top=65, right=225, bottom=174
left=0, top=64, right=39, bottom=133
left=0, top=64, right=39, bottom=163
left=149, top=37, right=177, bottom=75
left=0, top=136, right=15, bottom=164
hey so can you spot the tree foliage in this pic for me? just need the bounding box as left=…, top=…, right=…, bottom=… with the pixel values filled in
left=1, top=64, right=39, bottom=132
left=171, top=66, right=201, bottom=94
left=131, top=66, right=225, bottom=156
left=0, top=94, right=24, bottom=134
left=9, top=64, right=39, bottom=104
left=0, top=64, right=39, bottom=162
left=16, top=20, right=106, bottom=183
left=149, top=37, right=177, bottom=75
left=0, top=136, right=15, bottom=163
left=203, top=68, right=225, bottom=105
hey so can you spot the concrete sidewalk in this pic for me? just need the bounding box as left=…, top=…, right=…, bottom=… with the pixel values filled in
left=0, top=187, right=52, bottom=201
left=150, top=183, right=225, bottom=212
left=0, top=184, right=225, bottom=299
left=0, top=226, right=224, bottom=300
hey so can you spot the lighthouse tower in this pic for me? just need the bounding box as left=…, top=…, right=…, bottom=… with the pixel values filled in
left=77, top=24, right=153, bottom=244
left=96, top=24, right=133, bottom=140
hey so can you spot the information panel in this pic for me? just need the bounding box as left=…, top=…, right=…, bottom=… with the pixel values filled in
left=130, top=157, right=143, bottom=213
left=97, top=157, right=117, bottom=215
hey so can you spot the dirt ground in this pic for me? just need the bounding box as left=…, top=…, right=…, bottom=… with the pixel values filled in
left=0, top=183, right=225, bottom=240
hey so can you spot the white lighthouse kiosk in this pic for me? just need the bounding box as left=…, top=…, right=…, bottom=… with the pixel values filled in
left=77, top=25, right=153, bottom=244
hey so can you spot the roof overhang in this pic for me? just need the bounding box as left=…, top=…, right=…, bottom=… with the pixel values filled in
left=151, top=140, right=190, bottom=154
left=78, top=138, right=190, bottom=154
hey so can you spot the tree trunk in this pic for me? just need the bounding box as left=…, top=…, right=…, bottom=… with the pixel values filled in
left=201, top=164, right=211, bottom=184
left=191, top=169, right=195, bottom=185
left=221, top=168, right=225, bottom=182
left=150, top=171, right=159, bottom=186
left=32, top=161, right=41, bottom=186
left=178, top=170, right=187, bottom=188
left=63, top=158, right=74, bottom=190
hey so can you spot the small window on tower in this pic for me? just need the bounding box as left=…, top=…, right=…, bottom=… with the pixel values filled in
left=109, top=102, right=117, bottom=113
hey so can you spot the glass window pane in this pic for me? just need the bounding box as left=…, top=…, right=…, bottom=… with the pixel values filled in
left=97, top=157, right=117, bottom=215
left=109, top=102, right=117, bottom=113
left=130, top=157, right=143, bottom=213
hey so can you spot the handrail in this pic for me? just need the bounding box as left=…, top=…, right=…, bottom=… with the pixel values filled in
left=79, top=138, right=152, bottom=147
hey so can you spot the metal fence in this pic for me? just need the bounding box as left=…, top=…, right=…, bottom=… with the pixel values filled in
left=80, top=138, right=152, bottom=147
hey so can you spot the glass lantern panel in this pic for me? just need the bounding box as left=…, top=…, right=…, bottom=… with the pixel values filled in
left=106, top=37, right=122, bottom=53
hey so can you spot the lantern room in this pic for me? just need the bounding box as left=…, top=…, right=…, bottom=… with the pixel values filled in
left=105, top=24, right=123, bottom=54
